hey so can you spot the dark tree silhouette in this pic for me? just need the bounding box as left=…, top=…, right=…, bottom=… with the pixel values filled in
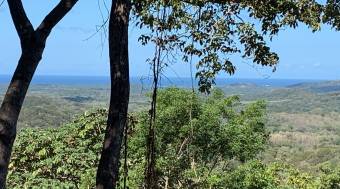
left=0, top=0, right=78, bottom=187
left=95, top=0, right=131, bottom=188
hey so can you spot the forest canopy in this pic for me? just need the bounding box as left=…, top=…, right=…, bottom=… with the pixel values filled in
left=7, top=88, right=340, bottom=188
left=8, top=88, right=266, bottom=188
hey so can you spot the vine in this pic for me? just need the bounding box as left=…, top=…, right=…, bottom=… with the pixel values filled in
left=144, top=7, right=167, bottom=189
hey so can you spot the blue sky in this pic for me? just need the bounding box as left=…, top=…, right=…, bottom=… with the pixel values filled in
left=1, top=0, right=340, bottom=80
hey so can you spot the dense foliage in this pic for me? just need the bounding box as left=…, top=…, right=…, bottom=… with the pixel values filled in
left=7, top=88, right=340, bottom=188
left=221, top=160, right=340, bottom=189
left=8, top=88, right=267, bottom=188
left=127, top=88, right=268, bottom=188
left=8, top=110, right=107, bottom=188
left=132, top=0, right=324, bottom=92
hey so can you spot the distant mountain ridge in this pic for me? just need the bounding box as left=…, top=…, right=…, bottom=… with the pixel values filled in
left=288, top=80, right=340, bottom=93
left=228, top=83, right=259, bottom=87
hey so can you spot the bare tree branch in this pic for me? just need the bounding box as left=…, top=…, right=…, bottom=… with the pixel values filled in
left=36, top=0, right=78, bottom=40
left=6, top=0, right=34, bottom=41
left=0, top=0, right=5, bottom=8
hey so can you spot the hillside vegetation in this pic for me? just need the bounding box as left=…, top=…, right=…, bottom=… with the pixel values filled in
left=1, top=80, right=340, bottom=187
left=7, top=88, right=340, bottom=188
left=220, top=81, right=340, bottom=173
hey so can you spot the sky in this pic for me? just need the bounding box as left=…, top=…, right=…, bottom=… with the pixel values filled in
left=1, top=1, right=340, bottom=80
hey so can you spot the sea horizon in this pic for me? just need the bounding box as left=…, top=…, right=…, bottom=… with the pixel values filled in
left=0, top=75, right=329, bottom=87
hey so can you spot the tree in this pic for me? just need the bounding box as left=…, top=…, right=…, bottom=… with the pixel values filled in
left=99, top=0, right=324, bottom=188
left=127, top=88, right=268, bottom=188
left=323, top=0, right=340, bottom=30
left=0, top=0, right=78, bottom=187
left=95, top=0, right=131, bottom=189
left=134, top=0, right=322, bottom=92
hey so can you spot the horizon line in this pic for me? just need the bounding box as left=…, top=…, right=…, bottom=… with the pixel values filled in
left=0, top=74, right=332, bottom=81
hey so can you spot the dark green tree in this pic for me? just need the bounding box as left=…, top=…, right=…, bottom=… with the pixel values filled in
left=323, top=0, right=340, bottom=30
left=127, top=88, right=268, bottom=188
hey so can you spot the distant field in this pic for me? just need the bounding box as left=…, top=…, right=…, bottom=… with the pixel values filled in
left=1, top=79, right=340, bottom=174
left=221, top=81, right=340, bottom=172
left=0, top=84, right=148, bottom=129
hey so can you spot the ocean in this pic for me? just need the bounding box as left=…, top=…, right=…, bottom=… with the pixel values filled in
left=0, top=75, right=321, bottom=88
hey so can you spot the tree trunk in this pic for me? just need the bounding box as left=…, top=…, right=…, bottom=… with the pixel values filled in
left=96, top=0, right=131, bottom=188
left=0, top=1, right=78, bottom=187
left=0, top=46, right=43, bottom=188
